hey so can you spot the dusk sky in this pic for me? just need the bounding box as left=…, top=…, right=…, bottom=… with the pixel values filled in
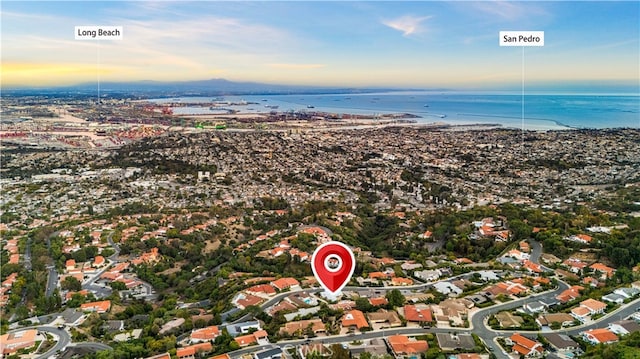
left=2, top=1, right=639, bottom=90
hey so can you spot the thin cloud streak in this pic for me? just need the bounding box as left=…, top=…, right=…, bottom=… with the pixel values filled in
left=382, top=15, right=432, bottom=37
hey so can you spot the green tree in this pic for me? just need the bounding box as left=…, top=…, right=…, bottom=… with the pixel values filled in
left=329, top=344, right=350, bottom=359
left=109, top=281, right=127, bottom=291
left=385, top=289, right=405, bottom=307
left=355, top=297, right=374, bottom=312
left=61, top=276, right=82, bottom=291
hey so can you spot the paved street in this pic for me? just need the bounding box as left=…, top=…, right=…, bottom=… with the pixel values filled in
left=45, top=266, right=59, bottom=298
left=6, top=326, right=72, bottom=359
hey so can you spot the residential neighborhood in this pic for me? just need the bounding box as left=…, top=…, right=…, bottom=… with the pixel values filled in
left=1, top=97, right=640, bottom=359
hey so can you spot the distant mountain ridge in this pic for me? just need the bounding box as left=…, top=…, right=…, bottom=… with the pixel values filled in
left=3, top=78, right=414, bottom=96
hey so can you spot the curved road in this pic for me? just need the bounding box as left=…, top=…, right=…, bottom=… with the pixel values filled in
left=37, top=326, right=71, bottom=359
left=5, top=326, right=71, bottom=359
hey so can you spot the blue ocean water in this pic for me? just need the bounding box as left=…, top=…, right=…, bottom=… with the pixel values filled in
left=151, top=91, right=640, bottom=130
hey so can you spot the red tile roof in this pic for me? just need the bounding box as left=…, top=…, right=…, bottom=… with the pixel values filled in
left=510, top=333, right=542, bottom=352
left=236, top=294, right=263, bottom=308
left=391, top=277, right=413, bottom=286
left=404, top=305, right=432, bottom=322
left=369, top=297, right=388, bottom=306
left=388, top=335, right=428, bottom=354
left=176, top=342, right=212, bottom=358
left=580, top=298, right=607, bottom=312
left=584, top=328, right=618, bottom=344
left=246, top=284, right=276, bottom=295
left=271, top=277, right=300, bottom=290
left=577, top=234, right=592, bottom=242
left=234, top=334, right=257, bottom=347
left=342, top=309, right=369, bottom=329
left=590, top=263, right=615, bottom=277
left=80, top=300, right=111, bottom=313
left=190, top=326, right=219, bottom=341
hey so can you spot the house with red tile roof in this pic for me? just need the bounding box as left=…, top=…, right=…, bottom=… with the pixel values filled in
left=367, top=310, right=402, bottom=328
left=268, top=300, right=297, bottom=316
left=533, top=276, right=550, bottom=287
left=300, top=226, right=329, bottom=236
left=369, top=297, right=388, bottom=307
left=505, top=249, right=529, bottom=261
left=523, top=260, right=543, bottom=274
left=2, top=273, right=18, bottom=289
left=580, top=298, right=607, bottom=313
left=495, top=231, right=510, bottom=242
left=131, top=247, right=160, bottom=266
left=65, top=259, right=76, bottom=270
left=8, top=253, right=19, bottom=264
left=387, top=335, right=428, bottom=357
left=589, top=263, right=615, bottom=280
left=93, top=255, right=105, bottom=267
left=380, top=257, right=396, bottom=265
left=289, top=248, right=309, bottom=262
left=3, top=239, right=18, bottom=253
left=486, top=281, right=529, bottom=297
left=234, top=293, right=263, bottom=309
left=116, top=277, right=142, bottom=289
left=280, top=319, right=325, bottom=336
left=271, top=277, right=300, bottom=291
left=509, top=333, right=544, bottom=357
left=576, top=234, right=592, bottom=243
left=80, top=300, right=111, bottom=313
left=176, top=342, right=212, bottom=359
left=556, top=286, right=584, bottom=303
left=341, top=309, right=369, bottom=330
left=270, top=247, right=287, bottom=257
left=0, top=329, right=38, bottom=356
left=565, top=234, right=593, bottom=244
left=563, top=258, right=588, bottom=274
left=582, top=328, right=618, bottom=344
left=391, top=277, right=414, bottom=286
left=455, top=355, right=483, bottom=359
left=100, top=271, right=124, bottom=281
left=233, top=330, right=269, bottom=347
left=233, top=333, right=257, bottom=347
left=582, top=276, right=600, bottom=287
left=454, top=258, right=474, bottom=265
left=111, top=262, right=130, bottom=272
left=368, top=271, right=394, bottom=280
left=571, top=306, right=592, bottom=322
left=403, top=305, right=433, bottom=323
left=572, top=298, right=607, bottom=321
left=246, top=284, right=277, bottom=296
left=190, top=325, right=219, bottom=343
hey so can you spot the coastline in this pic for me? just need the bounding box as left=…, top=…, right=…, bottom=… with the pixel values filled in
left=142, top=93, right=640, bottom=131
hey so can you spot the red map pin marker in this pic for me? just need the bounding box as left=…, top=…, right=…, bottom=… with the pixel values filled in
left=311, top=241, right=355, bottom=296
